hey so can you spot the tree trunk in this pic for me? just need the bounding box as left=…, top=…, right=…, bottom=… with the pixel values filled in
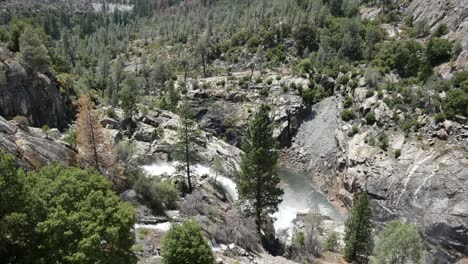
left=202, top=55, right=207, bottom=78
left=255, top=174, right=262, bottom=231
left=88, top=111, right=99, bottom=170
left=184, top=125, right=192, bottom=192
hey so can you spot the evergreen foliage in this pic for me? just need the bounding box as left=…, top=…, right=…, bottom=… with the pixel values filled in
left=344, top=192, right=373, bottom=263
left=239, top=104, right=283, bottom=230
left=18, top=27, right=50, bottom=73
left=174, top=100, right=200, bottom=193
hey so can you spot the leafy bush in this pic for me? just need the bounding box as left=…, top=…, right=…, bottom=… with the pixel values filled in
left=299, top=58, right=313, bottom=73
left=434, top=23, right=449, bottom=37
left=374, top=40, right=424, bottom=78
left=161, top=220, right=214, bottom=264
left=369, top=221, right=425, bottom=264
left=365, top=111, right=376, bottom=125
left=324, top=232, right=339, bottom=252
left=394, top=149, right=401, bottom=159
left=377, top=132, right=389, bottom=151
left=341, top=109, right=356, bottom=121
left=348, top=125, right=359, bottom=137
left=12, top=116, right=30, bottom=131
left=344, top=96, right=353, bottom=108
left=255, top=76, right=263, bottom=84
left=133, top=176, right=180, bottom=213
left=0, top=152, right=136, bottom=263
left=365, top=90, right=375, bottom=98
left=290, top=82, right=297, bottom=90
left=426, top=37, right=452, bottom=66
left=444, top=88, right=468, bottom=119
left=337, top=75, right=350, bottom=86
left=434, top=112, right=446, bottom=123
left=259, top=88, right=269, bottom=97
left=266, top=78, right=273, bottom=85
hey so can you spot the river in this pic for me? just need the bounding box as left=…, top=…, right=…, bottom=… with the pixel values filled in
left=140, top=163, right=344, bottom=241
left=273, top=169, right=344, bottom=241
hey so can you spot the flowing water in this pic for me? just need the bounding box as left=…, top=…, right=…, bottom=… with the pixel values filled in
left=140, top=163, right=343, bottom=241
left=273, top=169, right=344, bottom=241
left=142, top=162, right=238, bottom=201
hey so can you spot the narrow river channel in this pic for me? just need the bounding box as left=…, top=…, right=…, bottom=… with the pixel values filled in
left=273, top=169, right=344, bottom=240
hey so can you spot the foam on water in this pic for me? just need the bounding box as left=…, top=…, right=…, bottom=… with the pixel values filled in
left=134, top=222, right=172, bottom=232
left=141, top=162, right=238, bottom=201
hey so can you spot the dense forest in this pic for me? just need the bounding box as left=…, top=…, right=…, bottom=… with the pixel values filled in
left=0, top=0, right=467, bottom=263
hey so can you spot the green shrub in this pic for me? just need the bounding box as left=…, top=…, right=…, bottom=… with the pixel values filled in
left=337, top=75, right=350, bottom=86
left=426, top=37, right=453, bottom=66
left=13, top=116, right=30, bottom=130
left=444, top=88, right=468, bottom=118
left=348, top=125, right=359, bottom=137
left=344, top=96, right=353, bottom=108
left=238, top=78, right=246, bottom=88
left=324, top=232, right=339, bottom=252
left=161, top=220, right=214, bottom=264
left=107, top=107, right=117, bottom=119
left=266, top=78, right=273, bottom=85
left=366, top=89, right=375, bottom=98
left=341, top=109, right=356, bottom=121
left=259, top=88, right=269, bottom=97
left=394, top=149, right=401, bottom=159
left=255, top=76, right=263, bottom=84
left=298, top=58, right=313, bottom=73
left=434, top=23, right=449, bottom=37
left=290, top=82, right=297, bottom=90
left=377, top=132, right=389, bottom=151
left=133, top=176, right=180, bottom=213
left=282, top=85, right=289, bottom=93
left=276, top=76, right=282, bottom=81
left=434, top=112, right=446, bottom=123
left=365, top=111, right=376, bottom=125
left=369, top=221, right=425, bottom=264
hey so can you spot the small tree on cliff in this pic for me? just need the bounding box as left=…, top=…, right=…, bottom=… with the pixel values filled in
left=76, top=95, right=116, bottom=182
left=19, top=27, right=50, bottom=73
left=239, top=104, right=283, bottom=231
left=174, top=100, right=200, bottom=193
left=344, top=192, right=373, bottom=263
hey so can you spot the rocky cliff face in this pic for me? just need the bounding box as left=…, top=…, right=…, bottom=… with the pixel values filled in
left=407, top=0, right=468, bottom=70
left=185, top=72, right=308, bottom=148
left=0, top=115, right=76, bottom=170
left=283, top=87, right=468, bottom=262
left=0, top=46, right=73, bottom=130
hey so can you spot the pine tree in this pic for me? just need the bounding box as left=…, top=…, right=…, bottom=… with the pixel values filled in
left=76, top=95, right=115, bottom=182
left=344, top=192, right=373, bottom=263
left=196, top=31, right=210, bottom=78
left=174, top=100, right=200, bottom=193
left=18, top=27, right=51, bottom=73
left=239, top=104, right=283, bottom=231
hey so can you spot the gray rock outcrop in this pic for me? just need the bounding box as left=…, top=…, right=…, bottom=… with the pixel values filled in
left=283, top=92, right=468, bottom=262
left=0, top=45, right=73, bottom=130
left=0, top=115, right=76, bottom=169
left=407, top=0, right=468, bottom=70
